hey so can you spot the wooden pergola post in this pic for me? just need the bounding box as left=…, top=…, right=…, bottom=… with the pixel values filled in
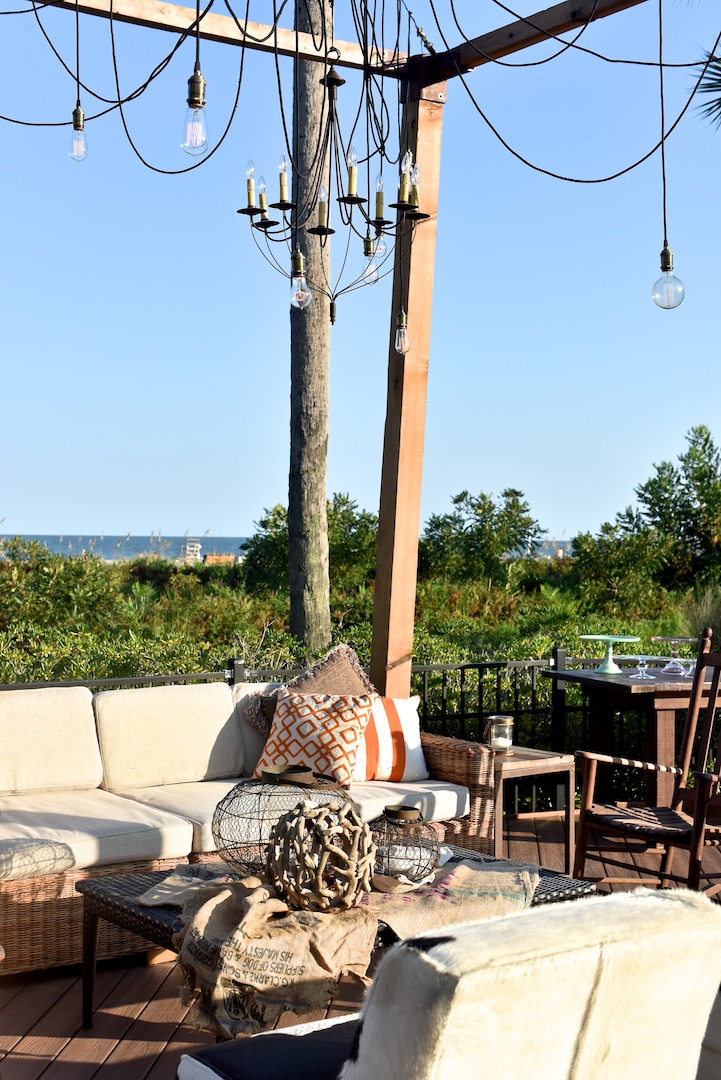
left=370, top=78, right=446, bottom=696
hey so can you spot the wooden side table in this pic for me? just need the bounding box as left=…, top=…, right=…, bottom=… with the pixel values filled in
left=493, top=747, right=575, bottom=874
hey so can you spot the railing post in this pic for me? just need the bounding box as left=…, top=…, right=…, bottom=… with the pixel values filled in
left=230, top=658, right=249, bottom=684
left=551, top=646, right=567, bottom=751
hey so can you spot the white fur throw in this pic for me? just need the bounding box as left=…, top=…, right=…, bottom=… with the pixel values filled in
left=339, top=888, right=721, bottom=1080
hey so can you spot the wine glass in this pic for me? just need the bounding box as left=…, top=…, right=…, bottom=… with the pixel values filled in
left=629, top=656, right=656, bottom=680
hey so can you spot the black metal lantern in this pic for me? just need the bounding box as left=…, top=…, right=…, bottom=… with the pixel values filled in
left=371, top=805, right=440, bottom=884
left=211, top=765, right=355, bottom=877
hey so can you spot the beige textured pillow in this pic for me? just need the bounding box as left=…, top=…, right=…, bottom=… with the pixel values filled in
left=245, top=644, right=375, bottom=738
left=253, top=689, right=374, bottom=787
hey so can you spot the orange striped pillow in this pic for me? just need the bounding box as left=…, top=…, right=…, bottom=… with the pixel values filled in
left=254, top=689, right=374, bottom=788
left=352, top=695, right=429, bottom=783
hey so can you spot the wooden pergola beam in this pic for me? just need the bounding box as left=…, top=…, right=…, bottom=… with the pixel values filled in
left=419, top=0, right=650, bottom=85
left=47, top=0, right=405, bottom=72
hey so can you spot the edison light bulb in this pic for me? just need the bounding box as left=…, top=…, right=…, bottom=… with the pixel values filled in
left=181, top=107, right=208, bottom=155
left=290, top=249, right=313, bottom=310
left=652, top=245, right=685, bottom=309
left=362, top=231, right=378, bottom=284
left=374, top=236, right=387, bottom=259
left=181, top=64, right=208, bottom=156
left=70, top=106, right=87, bottom=162
left=363, top=257, right=378, bottom=285
left=394, top=310, right=411, bottom=354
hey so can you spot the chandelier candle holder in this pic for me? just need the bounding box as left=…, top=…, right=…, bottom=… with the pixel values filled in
left=211, top=766, right=353, bottom=878
left=371, top=805, right=440, bottom=884
left=236, top=53, right=429, bottom=325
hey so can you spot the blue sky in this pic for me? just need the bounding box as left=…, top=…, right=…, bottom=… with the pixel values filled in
left=1, top=0, right=719, bottom=544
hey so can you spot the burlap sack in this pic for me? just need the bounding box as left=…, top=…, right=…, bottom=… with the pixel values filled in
left=361, top=859, right=539, bottom=939
left=175, top=876, right=377, bottom=1037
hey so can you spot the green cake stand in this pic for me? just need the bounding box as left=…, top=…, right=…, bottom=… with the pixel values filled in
left=578, top=634, right=641, bottom=675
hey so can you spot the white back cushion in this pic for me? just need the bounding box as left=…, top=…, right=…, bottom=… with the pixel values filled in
left=0, top=686, right=102, bottom=794
left=95, top=682, right=243, bottom=790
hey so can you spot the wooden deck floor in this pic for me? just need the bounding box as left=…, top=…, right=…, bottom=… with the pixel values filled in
left=2, top=813, right=720, bottom=1079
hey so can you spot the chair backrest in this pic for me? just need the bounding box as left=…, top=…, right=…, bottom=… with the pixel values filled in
left=675, top=627, right=721, bottom=806
left=339, top=888, right=721, bottom=1080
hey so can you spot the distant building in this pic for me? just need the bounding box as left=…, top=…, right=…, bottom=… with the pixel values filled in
left=203, top=553, right=236, bottom=566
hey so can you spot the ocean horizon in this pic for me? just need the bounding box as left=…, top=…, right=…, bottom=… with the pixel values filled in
left=1, top=534, right=249, bottom=562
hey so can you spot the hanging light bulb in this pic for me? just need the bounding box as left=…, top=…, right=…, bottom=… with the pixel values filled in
left=374, top=235, right=387, bottom=259
left=290, top=248, right=313, bottom=310
left=181, top=62, right=208, bottom=156
left=394, top=309, right=411, bottom=354
left=69, top=104, right=87, bottom=162
left=70, top=0, right=87, bottom=162
left=652, top=245, right=685, bottom=309
left=362, top=231, right=378, bottom=285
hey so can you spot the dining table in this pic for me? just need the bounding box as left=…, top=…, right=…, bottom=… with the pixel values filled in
left=541, top=665, right=710, bottom=804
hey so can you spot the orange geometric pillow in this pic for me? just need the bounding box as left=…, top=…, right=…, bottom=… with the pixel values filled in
left=253, top=689, right=375, bottom=788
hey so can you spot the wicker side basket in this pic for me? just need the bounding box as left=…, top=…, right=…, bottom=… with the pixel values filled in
left=420, top=732, right=495, bottom=856
left=0, top=857, right=184, bottom=976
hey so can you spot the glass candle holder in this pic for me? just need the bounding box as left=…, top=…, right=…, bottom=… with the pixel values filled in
left=484, top=714, right=514, bottom=755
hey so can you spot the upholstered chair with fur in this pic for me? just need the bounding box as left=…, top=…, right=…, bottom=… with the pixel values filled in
left=177, top=887, right=721, bottom=1080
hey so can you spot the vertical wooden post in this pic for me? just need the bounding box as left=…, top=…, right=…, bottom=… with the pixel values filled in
left=370, top=79, right=446, bottom=696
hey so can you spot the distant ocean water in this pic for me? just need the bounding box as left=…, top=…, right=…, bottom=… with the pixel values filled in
left=4, top=535, right=248, bottom=562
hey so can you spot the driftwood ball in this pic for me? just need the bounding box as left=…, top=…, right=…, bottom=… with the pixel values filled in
left=267, top=800, right=375, bottom=911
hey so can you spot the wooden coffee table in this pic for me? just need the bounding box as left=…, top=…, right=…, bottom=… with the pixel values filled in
left=492, top=747, right=576, bottom=873
left=76, top=849, right=596, bottom=1028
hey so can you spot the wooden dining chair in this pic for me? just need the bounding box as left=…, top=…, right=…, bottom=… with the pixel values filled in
left=574, top=626, right=721, bottom=894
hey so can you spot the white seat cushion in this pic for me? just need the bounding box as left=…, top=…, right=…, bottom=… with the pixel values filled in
left=114, top=778, right=246, bottom=852
left=0, top=789, right=193, bottom=879
left=95, top=683, right=243, bottom=790
left=349, top=779, right=470, bottom=824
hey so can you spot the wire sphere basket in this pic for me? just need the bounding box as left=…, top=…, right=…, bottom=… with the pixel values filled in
left=267, top=799, right=375, bottom=911
left=211, top=766, right=355, bottom=877
left=371, top=805, right=441, bottom=883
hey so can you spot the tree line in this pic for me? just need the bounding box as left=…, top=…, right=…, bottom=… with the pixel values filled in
left=0, top=424, right=719, bottom=684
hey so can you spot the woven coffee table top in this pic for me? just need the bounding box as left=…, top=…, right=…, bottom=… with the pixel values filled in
left=76, top=847, right=595, bottom=953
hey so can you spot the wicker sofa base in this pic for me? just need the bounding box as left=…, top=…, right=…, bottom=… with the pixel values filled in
left=0, top=857, right=187, bottom=976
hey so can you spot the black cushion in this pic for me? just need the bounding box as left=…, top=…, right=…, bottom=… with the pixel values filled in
left=187, top=1018, right=361, bottom=1080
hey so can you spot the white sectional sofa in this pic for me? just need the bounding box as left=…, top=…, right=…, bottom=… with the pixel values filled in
left=0, top=680, right=494, bottom=975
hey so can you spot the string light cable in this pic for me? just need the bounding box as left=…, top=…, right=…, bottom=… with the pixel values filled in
left=425, top=0, right=721, bottom=185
